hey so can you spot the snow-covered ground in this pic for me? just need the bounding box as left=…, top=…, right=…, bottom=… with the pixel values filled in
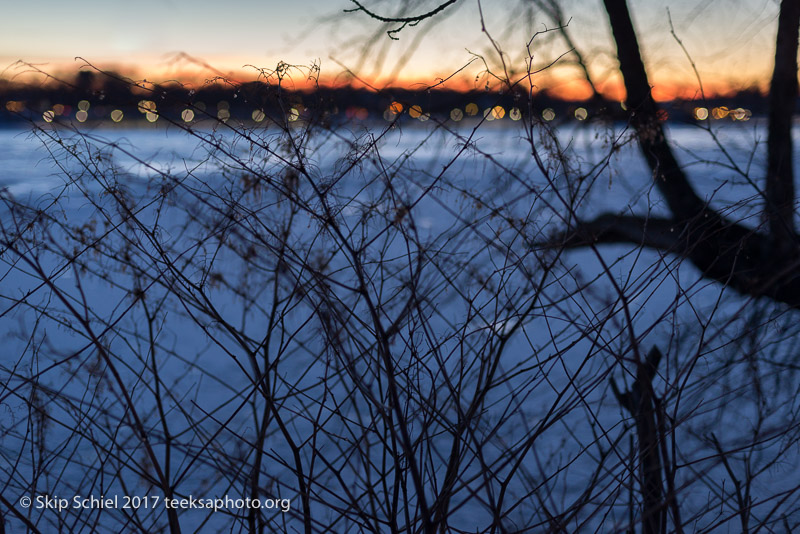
left=1, top=118, right=798, bottom=532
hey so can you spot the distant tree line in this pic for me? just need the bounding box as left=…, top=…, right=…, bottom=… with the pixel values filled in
left=0, top=69, right=778, bottom=125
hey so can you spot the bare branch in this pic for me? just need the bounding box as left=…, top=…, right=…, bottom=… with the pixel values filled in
left=766, top=0, right=800, bottom=249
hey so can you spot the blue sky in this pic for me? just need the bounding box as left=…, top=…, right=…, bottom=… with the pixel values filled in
left=1, top=0, right=782, bottom=96
left=2, top=0, right=328, bottom=63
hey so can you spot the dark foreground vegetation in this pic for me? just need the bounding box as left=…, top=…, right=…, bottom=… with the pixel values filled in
left=2, top=0, right=800, bottom=532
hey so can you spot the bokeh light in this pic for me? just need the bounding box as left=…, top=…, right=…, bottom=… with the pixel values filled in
left=693, top=107, right=709, bottom=120
left=711, top=106, right=729, bottom=119
left=5, top=101, right=25, bottom=112
left=138, top=100, right=156, bottom=113
left=732, top=108, right=750, bottom=121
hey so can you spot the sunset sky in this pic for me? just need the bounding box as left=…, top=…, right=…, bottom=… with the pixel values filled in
left=0, top=0, right=781, bottom=99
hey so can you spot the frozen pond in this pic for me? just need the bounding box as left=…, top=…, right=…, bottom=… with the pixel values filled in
left=1, top=118, right=799, bottom=532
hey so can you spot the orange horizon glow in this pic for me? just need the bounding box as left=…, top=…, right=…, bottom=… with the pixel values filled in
left=0, top=58, right=768, bottom=103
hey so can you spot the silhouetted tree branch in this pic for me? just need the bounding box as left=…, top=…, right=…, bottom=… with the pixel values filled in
left=767, top=0, right=800, bottom=250
left=345, top=0, right=462, bottom=39
left=612, top=346, right=664, bottom=534
left=590, top=0, right=800, bottom=308
left=4, top=2, right=800, bottom=533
